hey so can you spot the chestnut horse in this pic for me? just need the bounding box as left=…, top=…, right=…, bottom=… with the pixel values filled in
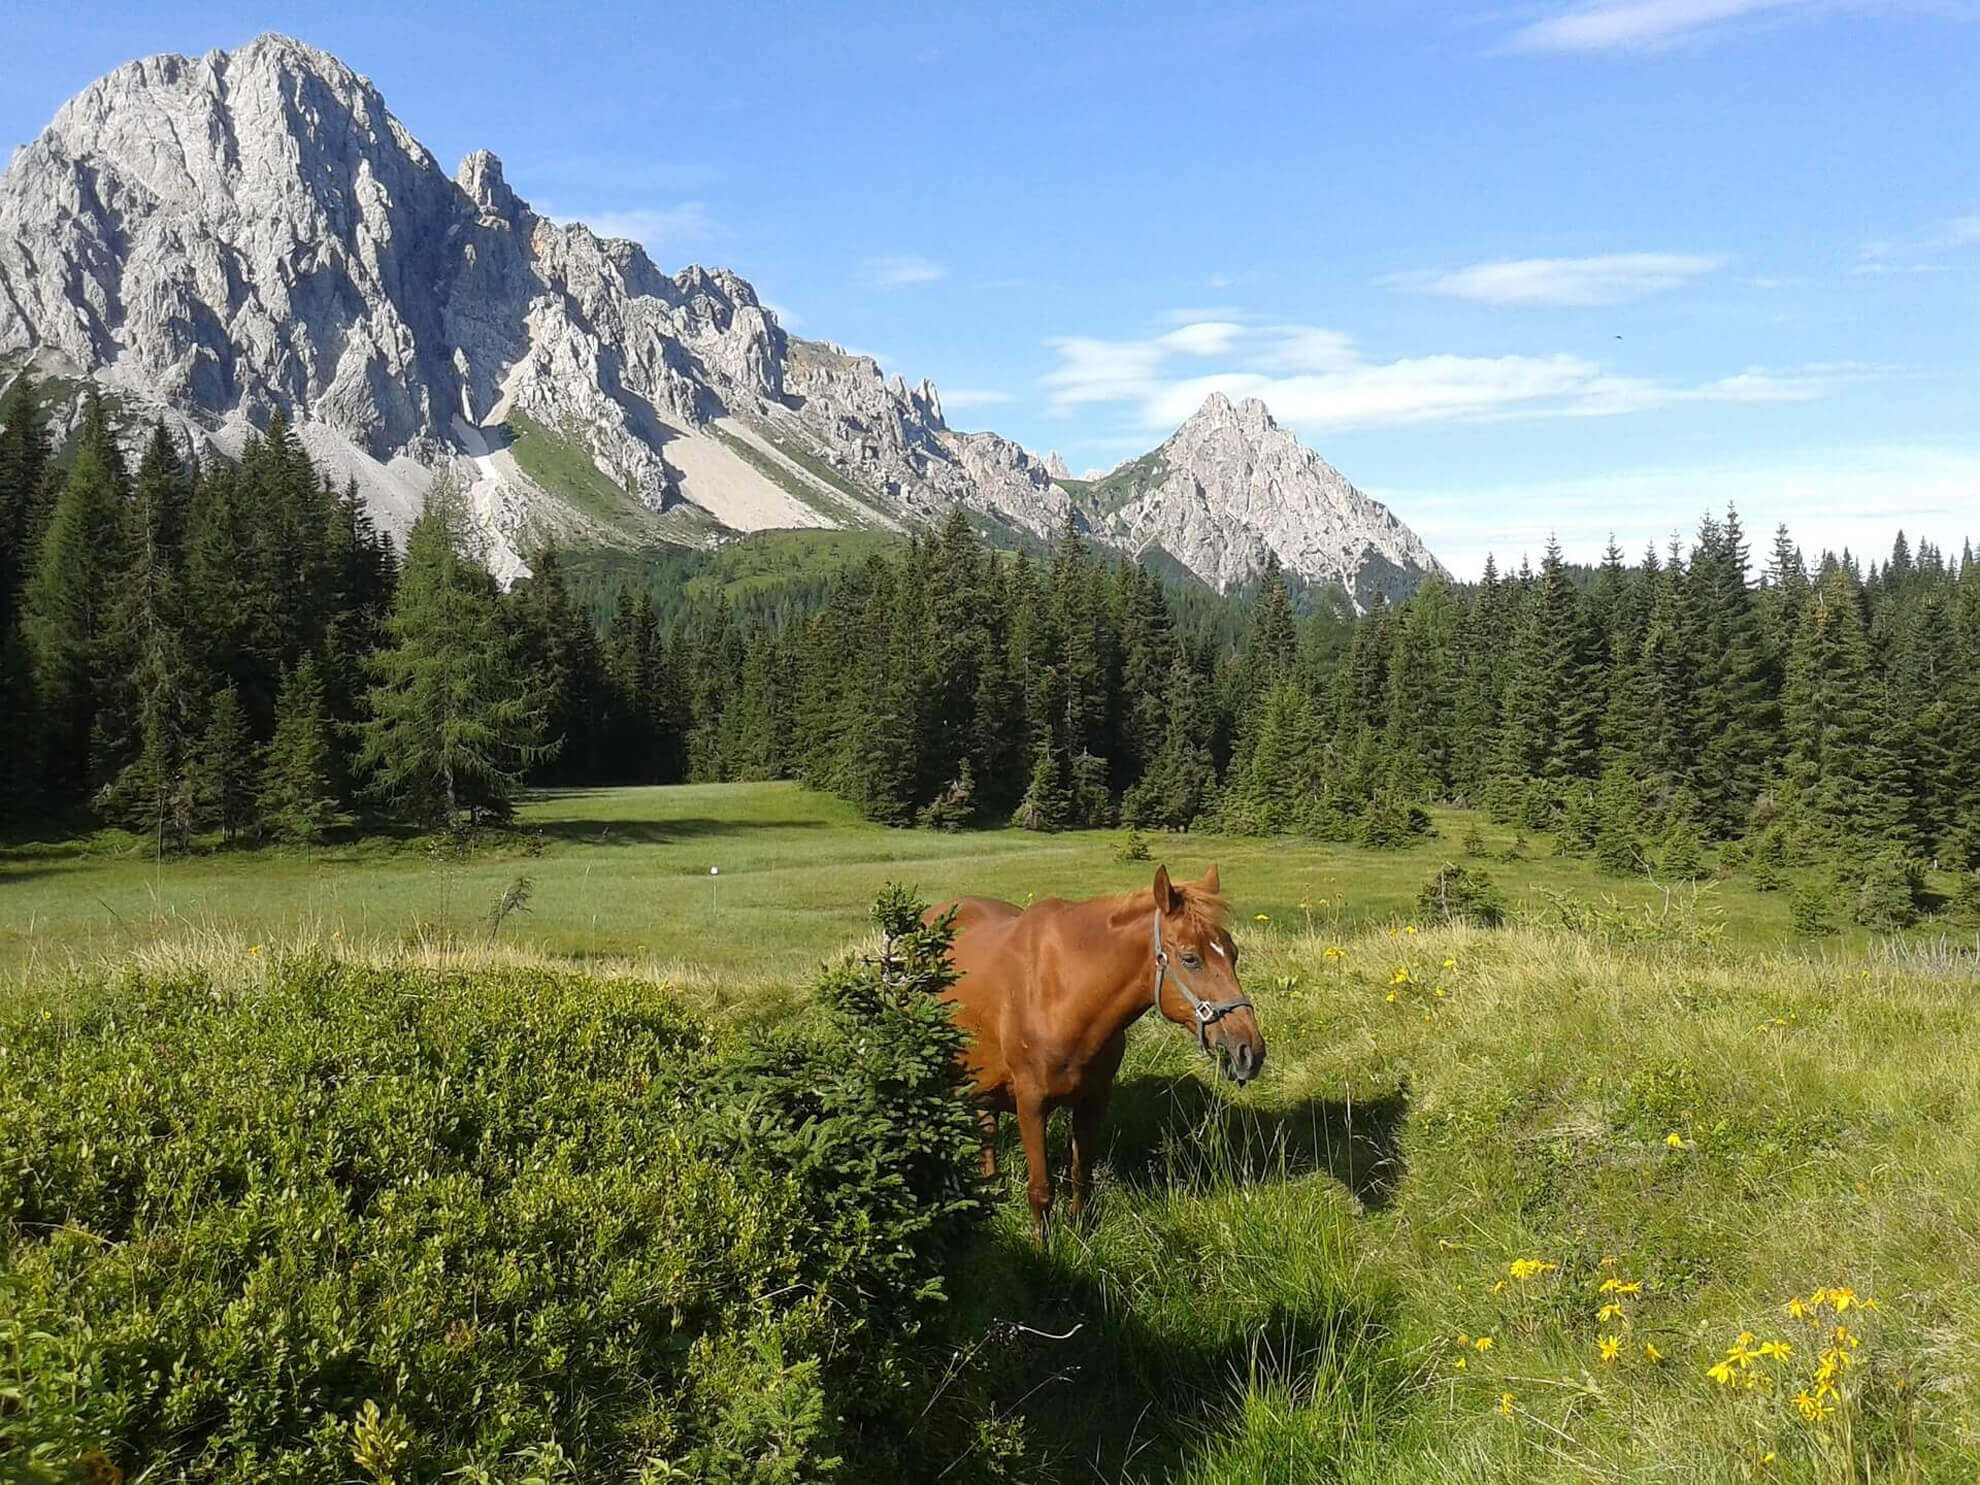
left=928, top=864, right=1264, bottom=1244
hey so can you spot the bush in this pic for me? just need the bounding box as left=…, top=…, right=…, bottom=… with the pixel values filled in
left=1417, top=863, right=1508, bottom=927
left=1789, top=880, right=1839, bottom=937
left=0, top=891, right=989, bottom=1483
left=917, top=761, right=978, bottom=832
left=1358, top=788, right=1432, bottom=850
left=1656, top=818, right=1709, bottom=881
left=1852, top=850, right=1923, bottom=931
left=1554, top=788, right=1598, bottom=857
left=1516, top=779, right=1558, bottom=834
left=1748, top=827, right=1788, bottom=893
left=1947, top=871, right=1980, bottom=925
left=1462, top=823, right=1488, bottom=858
left=1113, top=828, right=1152, bottom=862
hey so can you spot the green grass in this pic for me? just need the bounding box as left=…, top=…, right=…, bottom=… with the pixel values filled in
left=500, top=411, right=680, bottom=542
left=6, top=782, right=1977, bottom=1479
left=0, top=783, right=1940, bottom=987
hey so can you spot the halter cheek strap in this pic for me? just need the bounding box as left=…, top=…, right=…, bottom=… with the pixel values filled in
left=1151, top=911, right=1254, bottom=1053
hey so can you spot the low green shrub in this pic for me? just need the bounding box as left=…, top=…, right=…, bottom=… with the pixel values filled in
left=0, top=890, right=987, bottom=1483
left=1852, top=849, right=1924, bottom=931
left=1417, top=863, right=1508, bottom=927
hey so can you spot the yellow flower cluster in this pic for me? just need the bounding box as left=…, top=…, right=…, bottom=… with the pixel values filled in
left=1507, top=1257, right=1557, bottom=1282
left=1593, top=1274, right=1646, bottom=1365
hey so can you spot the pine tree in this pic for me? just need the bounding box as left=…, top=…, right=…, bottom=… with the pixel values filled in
left=1689, top=508, right=1777, bottom=835
left=1783, top=561, right=1909, bottom=846
left=0, top=369, right=53, bottom=633
left=1014, top=741, right=1071, bottom=832
left=1497, top=538, right=1599, bottom=785
left=359, top=480, right=548, bottom=829
left=261, top=655, right=343, bottom=847
left=1121, top=655, right=1217, bottom=829
left=196, top=684, right=260, bottom=844
left=94, top=425, right=201, bottom=847
left=22, top=391, right=127, bottom=794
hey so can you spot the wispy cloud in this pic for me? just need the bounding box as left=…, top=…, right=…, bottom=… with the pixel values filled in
left=940, top=387, right=1016, bottom=410
left=1504, top=0, right=1815, bottom=54
left=1041, top=319, right=1868, bottom=434
left=564, top=203, right=723, bottom=253
left=867, top=254, right=949, bottom=286
left=760, top=300, right=801, bottom=330
left=1384, top=252, right=1726, bottom=306
left=1385, top=443, right=1980, bottom=579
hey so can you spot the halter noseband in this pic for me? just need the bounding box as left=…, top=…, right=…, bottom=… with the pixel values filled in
left=1151, top=910, right=1254, bottom=1053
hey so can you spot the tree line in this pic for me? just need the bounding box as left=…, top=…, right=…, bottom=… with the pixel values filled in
left=5, top=370, right=1977, bottom=890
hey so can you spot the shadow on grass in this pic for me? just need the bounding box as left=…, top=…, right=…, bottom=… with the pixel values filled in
left=527, top=816, right=833, bottom=847
left=1104, top=1074, right=1411, bottom=1211
left=936, top=1211, right=1401, bottom=1482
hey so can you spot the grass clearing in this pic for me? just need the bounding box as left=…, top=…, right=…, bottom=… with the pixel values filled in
left=5, top=781, right=1977, bottom=1479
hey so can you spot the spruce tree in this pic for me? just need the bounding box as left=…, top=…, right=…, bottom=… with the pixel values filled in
left=359, top=480, right=548, bottom=829
left=94, top=426, right=200, bottom=847
left=261, top=655, right=342, bottom=847
left=196, top=684, right=260, bottom=844
left=1783, top=561, right=1909, bottom=847
left=22, top=391, right=127, bottom=794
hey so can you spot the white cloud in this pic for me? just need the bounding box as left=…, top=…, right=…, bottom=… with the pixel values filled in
left=760, top=300, right=802, bottom=330
left=940, top=387, right=1016, bottom=410
left=1383, top=444, right=1980, bottom=580
left=867, top=254, right=949, bottom=286
left=1505, top=0, right=1813, bottom=53
left=1944, top=215, right=1980, bottom=248
left=1385, top=252, right=1726, bottom=306
left=1039, top=319, right=1860, bottom=433
left=1159, top=321, right=1248, bottom=356
left=557, top=203, right=723, bottom=253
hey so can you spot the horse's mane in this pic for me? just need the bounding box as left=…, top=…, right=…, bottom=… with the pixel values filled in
left=1102, top=881, right=1228, bottom=936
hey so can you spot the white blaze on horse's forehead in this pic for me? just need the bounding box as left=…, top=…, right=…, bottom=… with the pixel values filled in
left=1210, top=941, right=1228, bottom=960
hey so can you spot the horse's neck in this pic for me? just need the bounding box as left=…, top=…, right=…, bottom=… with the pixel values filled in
left=1059, top=895, right=1160, bottom=1059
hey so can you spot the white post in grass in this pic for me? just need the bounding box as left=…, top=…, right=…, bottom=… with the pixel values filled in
left=710, top=864, right=720, bottom=914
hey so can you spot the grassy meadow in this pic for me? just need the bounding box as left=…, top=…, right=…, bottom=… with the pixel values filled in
left=5, top=782, right=1978, bottom=1480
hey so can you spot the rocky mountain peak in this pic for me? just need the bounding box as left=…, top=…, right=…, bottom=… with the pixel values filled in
left=457, top=149, right=522, bottom=221
left=0, top=33, right=1442, bottom=603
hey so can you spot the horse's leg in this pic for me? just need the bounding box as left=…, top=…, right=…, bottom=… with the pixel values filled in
left=978, top=1109, right=999, bottom=1179
left=1016, top=1096, right=1053, bottom=1246
left=1067, top=1088, right=1110, bottom=1223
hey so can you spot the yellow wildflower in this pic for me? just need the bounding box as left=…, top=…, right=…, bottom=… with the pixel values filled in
left=1598, top=1335, right=1622, bottom=1364
left=1795, top=1390, right=1833, bottom=1423
left=249, top=943, right=263, bottom=957
left=1665, top=1132, right=1686, bottom=1149
left=1498, top=1391, right=1516, bottom=1418
left=1443, top=956, right=1457, bottom=969
left=1386, top=991, right=1398, bottom=1003
left=1508, top=1258, right=1557, bottom=1281
left=1644, top=1342, right=1663, bottom=1362
left=1755, top=1340, right=1792, bottom=1361
left=1598, top=1279, right=1641, bottom=1295
left=1474, top=1336, right=1494, bottom=1351
left=1324, top=945, right=1346, bottom=960
left=1404, top=924, right=1418, bottom=935
left=1254, top=913, right=1270, bottom=923
left=1453, top=1356, right=1467, bottom=1370
left=1598, top=1303, right=1626, bottom=1323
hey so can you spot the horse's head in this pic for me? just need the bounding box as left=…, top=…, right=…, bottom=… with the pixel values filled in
left=1150, top=863, right=1266, bottom=1085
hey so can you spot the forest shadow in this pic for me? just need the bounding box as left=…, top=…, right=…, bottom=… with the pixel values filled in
left=526, top=815, right=831, bottom=848
left=1103, top=1074, right=1411, bottom=1211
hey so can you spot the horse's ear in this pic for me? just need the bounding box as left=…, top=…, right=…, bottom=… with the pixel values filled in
left=1153, top=864, right=1179, bottom=913
left=1202, top=863, right=1221, bottom=895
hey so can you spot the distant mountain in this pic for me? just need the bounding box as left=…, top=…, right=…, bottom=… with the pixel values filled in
left=0, top=33, right=1441, bottom=602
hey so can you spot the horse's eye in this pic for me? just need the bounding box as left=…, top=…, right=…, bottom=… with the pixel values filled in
left=1182, top=952, right=1202, bottom=969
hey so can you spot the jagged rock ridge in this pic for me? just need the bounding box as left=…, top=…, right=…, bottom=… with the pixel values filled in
left=0, top=33, right=1441, bottom=600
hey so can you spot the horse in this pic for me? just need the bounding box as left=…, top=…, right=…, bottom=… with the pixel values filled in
left=927, top=864, right=1265, bottom=1244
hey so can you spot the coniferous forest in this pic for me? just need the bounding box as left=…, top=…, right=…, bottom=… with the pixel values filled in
left=4, top=374, right=1978, bottom=901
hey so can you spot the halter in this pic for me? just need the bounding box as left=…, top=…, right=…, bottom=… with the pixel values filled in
left=1151, top=910, right=1254, bottom=1053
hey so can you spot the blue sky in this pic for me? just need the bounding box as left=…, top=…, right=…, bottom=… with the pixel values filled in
left=3, top=0, right=1977, bottom=575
